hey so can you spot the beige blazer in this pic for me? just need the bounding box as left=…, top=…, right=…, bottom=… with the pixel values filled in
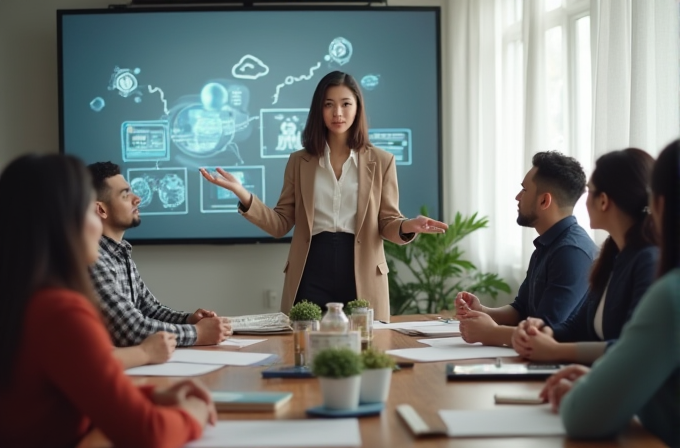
left=240, top=145, right=412, bottom=322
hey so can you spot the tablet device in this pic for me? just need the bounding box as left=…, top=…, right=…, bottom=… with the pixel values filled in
left=446, top=362, right=563, bottom=380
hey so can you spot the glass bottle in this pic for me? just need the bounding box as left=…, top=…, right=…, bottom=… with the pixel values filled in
left=292, top=319, right=320, bottom=367
left=350, top=307, right=373, bottom=350
left=320, top=302, right=350, bottom=333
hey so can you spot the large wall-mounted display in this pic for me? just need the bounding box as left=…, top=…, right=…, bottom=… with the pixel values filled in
left=58, top=7, right=441, bottom=243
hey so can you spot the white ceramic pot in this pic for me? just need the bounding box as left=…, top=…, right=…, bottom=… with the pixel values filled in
left=318, top=375, right=361, bottom=410
left=359, top=368, right=392, bottom=403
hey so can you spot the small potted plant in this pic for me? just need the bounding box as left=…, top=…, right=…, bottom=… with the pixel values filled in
left=359, top=348, right=395, bottom=404
left=288, top=301, right=322, bottom=367
left=345, top=299, right=371, bottom=315
left=311, top=347, right=363, bottom=410
left=346, top=299, right=373, bottom=349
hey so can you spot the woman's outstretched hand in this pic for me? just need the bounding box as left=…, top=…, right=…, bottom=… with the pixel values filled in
left=199, top=167, right=252, bottom=208
left=402, top=215, right=449, bottom=234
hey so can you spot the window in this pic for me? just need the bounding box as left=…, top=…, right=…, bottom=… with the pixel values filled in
left=501, top=0, right=593, bottom=236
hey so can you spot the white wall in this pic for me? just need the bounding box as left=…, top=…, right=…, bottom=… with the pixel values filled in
left=0, top=0, right=456, bottom=316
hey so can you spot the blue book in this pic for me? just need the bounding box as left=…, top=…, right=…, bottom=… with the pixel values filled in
left=261, top=365, right=315, bottom=379
left=211, top=391, right=293, bottom=412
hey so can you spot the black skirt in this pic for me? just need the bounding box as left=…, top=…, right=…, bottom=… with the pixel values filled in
left=294, top=231, right=357, bottom=310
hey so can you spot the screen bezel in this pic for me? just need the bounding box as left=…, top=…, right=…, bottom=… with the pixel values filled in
left=57, top=5, right=443, bottom=245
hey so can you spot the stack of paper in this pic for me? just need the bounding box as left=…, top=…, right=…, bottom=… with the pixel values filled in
left=184, top=418, right=361, bottom=447
left=219, top=338, right=267, bottom=348
left=229, top=312, right=293, bottom=334
left=125, top=349, right=275, bottom=376
left=169, top=350, right=273, bottom=366
left=373, top=320, right=461, bottom=337
left=126, top=363, right=224, bottom=377
left=438, top=407, right=565, bottom=437
left=386, top=338, right=517, bottom=362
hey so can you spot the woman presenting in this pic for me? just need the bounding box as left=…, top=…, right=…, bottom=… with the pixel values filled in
left=200, top=71, right=447, bottom=322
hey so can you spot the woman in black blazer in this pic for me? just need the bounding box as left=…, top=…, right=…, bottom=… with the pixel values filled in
left=511, top=148, right=658, bottom=364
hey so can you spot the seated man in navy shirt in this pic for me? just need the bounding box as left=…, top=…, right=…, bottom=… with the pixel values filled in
left=455, top=151, right=599, bottom=347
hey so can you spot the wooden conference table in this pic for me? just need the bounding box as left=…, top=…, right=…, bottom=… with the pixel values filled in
left=134, top=314, right=664, bottom=448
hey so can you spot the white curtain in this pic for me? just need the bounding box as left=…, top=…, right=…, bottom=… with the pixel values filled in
left=445, top=0, right=680, bottom=303
left=591, top=0, right=680, bottom=159
left=447, top=0, right=552, bottom=299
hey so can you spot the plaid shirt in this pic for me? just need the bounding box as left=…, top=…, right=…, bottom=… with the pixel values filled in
left=90, top=236, right=197, bottom=347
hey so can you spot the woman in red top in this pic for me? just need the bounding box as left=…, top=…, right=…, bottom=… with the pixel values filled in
left=0, top=154, right=215, bottom=448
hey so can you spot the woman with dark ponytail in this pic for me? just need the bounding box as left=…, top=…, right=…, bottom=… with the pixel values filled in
left=541, top=139, right=680, bottom=448
left=511, top=148, right=657, bottom=364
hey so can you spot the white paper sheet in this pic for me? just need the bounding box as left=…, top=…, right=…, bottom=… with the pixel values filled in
left=395, top=324, right=461, bottom=337
left=219, top=338, right=267, bottom=348
left=438, top=407, right=565, bottom=437
left=386, top=344, right=517, bottom=362
left=373, top=320, right=453, bottom=330
left=417, top=336, right=484, bottom=347
left=125, top=363, right=224, bottom=377
left=184, top=419, right=362, bottom=447
left=170, top=349, right=274, bottom=366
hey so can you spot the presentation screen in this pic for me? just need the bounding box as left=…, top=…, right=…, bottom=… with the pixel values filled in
left=58, top=7, right=442, bottom=244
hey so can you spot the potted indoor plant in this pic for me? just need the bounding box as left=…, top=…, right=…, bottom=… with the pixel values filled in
left=345, top=299, right=371, bottom=315
left=346, top=299, right=373, bottom=349
left=385, top=207, right=511, bottom=315
left=288, top=300, right=322, bottom=367
left=311, top=347, right=363, bottom=410
left=359, top=348, right=395, bottom=404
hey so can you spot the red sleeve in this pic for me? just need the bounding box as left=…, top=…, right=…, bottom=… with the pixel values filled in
left=139, top=385, right=157, bottom=399
left=35, top=291, right=203, bottom=448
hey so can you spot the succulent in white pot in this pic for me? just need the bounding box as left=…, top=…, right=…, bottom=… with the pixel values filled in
left=359, top=348, right=395, bottom=404
left=311, top=347, right=363, bottom=410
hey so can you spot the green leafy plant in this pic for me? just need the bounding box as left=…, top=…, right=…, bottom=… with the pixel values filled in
left=288, top=300, right=322, bottom=321
left=361, top=347, right=396, bottom=370
left=345, top=299, right=370, bottom=315
left=311, top=348, right=363, bottom=378
left=385, top=206, right=511, bottom=315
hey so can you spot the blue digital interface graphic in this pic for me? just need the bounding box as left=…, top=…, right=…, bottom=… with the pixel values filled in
left=368, top=129, right=413, bottom=166
left=121, top=121, right=170, bottom=162
left=200, top=165, right=265, bottom=213
left=127, top=167, right=189, bottom=216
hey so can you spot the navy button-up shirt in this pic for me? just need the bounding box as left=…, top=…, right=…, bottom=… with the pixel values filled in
left=510, top=216, right=599, bottom=332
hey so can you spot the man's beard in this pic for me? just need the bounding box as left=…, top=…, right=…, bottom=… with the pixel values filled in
left=516, top=210, right=538, bottom=228
left=127, top=216, right=142, bottom=229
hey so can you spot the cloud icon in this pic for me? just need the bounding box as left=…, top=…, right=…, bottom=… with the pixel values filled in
left=232, top=55, right=269, bottom=80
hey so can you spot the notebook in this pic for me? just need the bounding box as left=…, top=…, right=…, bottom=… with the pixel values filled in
left=211, top=391, right=293, bottom=412
left=229, top=313, right=293, bottom=334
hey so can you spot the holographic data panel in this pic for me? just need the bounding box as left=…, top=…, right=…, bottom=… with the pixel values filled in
left=121, top=121, right=170, bottom=162
left=260, top=109, right=309, bottom=159
left=127, top=167, right=189, bottom=216
left=200, top=166, right=265, bottom=213
left=368, top=129, right=413, bottom=166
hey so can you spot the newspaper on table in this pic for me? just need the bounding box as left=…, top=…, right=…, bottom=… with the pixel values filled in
left=229, top=312, right=293, bottom=334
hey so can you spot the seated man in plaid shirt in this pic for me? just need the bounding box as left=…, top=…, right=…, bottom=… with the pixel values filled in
left=88, top=162, right=232, bottom=348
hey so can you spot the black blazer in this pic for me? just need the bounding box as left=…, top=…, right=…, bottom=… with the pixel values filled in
left=553, top=244, right=658, bottom=345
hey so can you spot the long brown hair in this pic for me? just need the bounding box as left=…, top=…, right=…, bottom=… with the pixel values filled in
left=588, top=148, right=655, bottom=295
left=0, top=154, right=97, bottom=385
left=302, top=71, right=369, bottom=157
left=651, top=140, right=680, bottom=277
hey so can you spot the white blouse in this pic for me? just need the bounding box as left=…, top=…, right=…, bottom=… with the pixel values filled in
left=312, top=144, right=359, bottom=236
left=593, top=278, right=611, bottom=340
